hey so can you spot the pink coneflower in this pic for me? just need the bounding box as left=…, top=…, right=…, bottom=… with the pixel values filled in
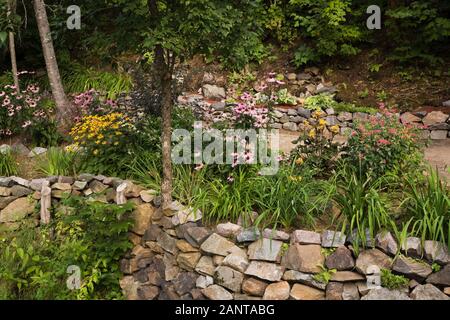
left=22, top=120, right=32, bottom=128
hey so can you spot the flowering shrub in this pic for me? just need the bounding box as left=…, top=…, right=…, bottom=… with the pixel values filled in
left=345, top=104, right=423, bottom=178
left=290, top=110, right=341, bottom=175
left=71, top=89, right=144, bottom=123
left=0, top=83, right=50, bottom=138
left=69, top=112, right=136, bottom=175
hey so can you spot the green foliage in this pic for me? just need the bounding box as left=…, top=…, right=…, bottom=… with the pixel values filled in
left=313, top=266, right=337, bottom=284
left=304, top=94, right=336, bottom=111
left=290, top=0, right=362, bottom=66
left=276, top=88, right=297, bottom=105
left=368, top=63, right=383, bottom=73
left=253, top=165, right=334, bottom=229
left=61, top=62, right=132, bottom=99
left=432, top=263, right=441, bottom=273
left=333, top=166, right=392, bottom=250
left=405, top=169, right=450, bottom=248
left=386, top=1, right=450, bottom=65
left=0, top=150, right=18, bottom=176
left=0, top=196, right=134, bottom=300
left=35, top=147, right=78, bottom=176
left=380, top=268, right=409, bottom=290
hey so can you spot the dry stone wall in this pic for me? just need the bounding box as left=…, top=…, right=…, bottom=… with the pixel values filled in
left=1, top=175, right=449, bottom=300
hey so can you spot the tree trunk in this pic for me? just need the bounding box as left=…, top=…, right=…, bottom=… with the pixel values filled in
left=7, top=0, right=19, bottom=92
left=147, top=0, right=173, bottom=209
left=33, top=0, right=70, bottom=128
left=157, top=50, right=173, bottom=209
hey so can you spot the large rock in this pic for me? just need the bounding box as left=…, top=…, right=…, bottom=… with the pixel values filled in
left=321, top=230, right=346, bottom=248
left=202, top=285, right=233, bottom=300
left=120, top=276, right=140, bottom=300
left=326, top=282, right=343, bottom=300
left=331, top=271, right=365, bottom=282
left=88, top=180, right=108, bottom=193
left=202, top=84, right=226, bottom=100
left=132, top=204, right=155, bottom=235
left=282, top=270, right=326, bottom=290
left=200, top=233, right=240, bottom=256
left=196, top=275, right=214, bottom=289
left=185, top=227, right=211, bottom=247
left=375, top=231, right=398, bottom=256
left=422, top=111, right=449, bottom=126
left=245, top=261, right=284, bottom=282
left=410, top=284, right=450, bottom=300
left=430, top=130, right=448, bottom=140
left=242, top=278, right=268, bottom=297
left=355, top=249, right=392, bottom=275
left=156, top=232, right=177, bottom=254
left=216, top=222, right=242, bottom=238
left=392, top=256, right=432, bottom=281
left=0, top=197, right=36, bottom=223
left=342, top=283, right=360, bottom=300
left=248, top=238, right=283, bottom=262
left=423, top=240, right=449, bottom=264
left=291, top=230, right=321, bottom=245
left=215, top=266, right=244, bottom=293
left=222, top=253, right=249, bottom=273
left=10, top=185, right=32, bottom=197
left=236, top=228, right=261, bottom=243
left=176, top=240, right=199, bottom=253
left=262, top=228, right=290, bottom=241
left=263, top=281, right=290, bottom=300
left=0, top=196, right=18, bottom=210
left=172, top=207, right=202, bottom=225
left=290, top=284, right=325, bottom=300
left=195, top=256, right=216, bottom=276
left=283, top=244, right=324, bottom=273
left=361, top=288, right=411, bottom=300
left=172, top=272, right=197, bottom=296
left=28, top=147, right=47, bottom=157
left=325, top=246, right=355, bottom=271
left=177, top=252, right=201, bottom=271
left=427, top=265, right=450, bottom=287
left=402, top=237, right=422, bottom=257
left=400, top=112, right=421, bottom=124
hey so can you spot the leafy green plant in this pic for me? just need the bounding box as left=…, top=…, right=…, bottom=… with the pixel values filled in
left=304, top=94, right=336, bottom=111
left=380, top=268, right=409, bottom=290
left=0, top=196, right=134, bottom=300
left=333, top=165, right=393, bottom=251
left=376, top=90, right=388, bottom=102
left=432, top=263, right=441, bottom=273
left=253, top=164, right=334, bottom=229
left=61, top=64, right=132, bottom=99
left=368, top=63, right=383, bottom=73
left=405, top=169, right=450, bottom=248
left=276, top=88, right=297, bottom=105
left=290, top=0, right=362, bottom=66
left=358, top=88, right=369, bottom=99
left=35, top=147, right=78, bottom=176
left=0, top=150, right=18, bottom=176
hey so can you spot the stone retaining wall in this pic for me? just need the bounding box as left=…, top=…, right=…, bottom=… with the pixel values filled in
left=119, top=198, right=450, bottom=300
left=178, top=93, right=450, bottom=141
left=1, top=175, right=449, bottom=300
